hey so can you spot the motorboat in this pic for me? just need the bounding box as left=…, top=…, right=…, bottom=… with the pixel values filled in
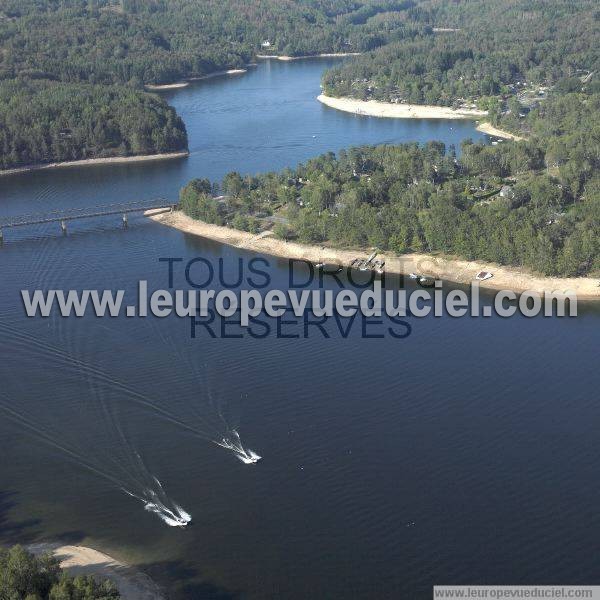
left=475, top=271, right=493, bottom=281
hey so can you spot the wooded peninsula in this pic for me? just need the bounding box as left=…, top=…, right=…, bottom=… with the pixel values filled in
left=179, top=85, right=599, bottom=278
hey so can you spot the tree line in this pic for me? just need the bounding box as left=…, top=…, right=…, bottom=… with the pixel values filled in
left=0, top=0, right=416, bottom=85
left=0, top=545, right=120, bottom=599
left=322, top=0, right=599, bottom=106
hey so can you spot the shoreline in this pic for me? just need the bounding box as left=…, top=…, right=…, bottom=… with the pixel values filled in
left=145, top=82, right=189, bottom=90
left=146, top=69, right=248, bottom=89
left=187, top=68, right=248, bottom=81
left=0, top=151, right=189, bottom=177
left=317, top=94, right=487, bottom=120
left=149, top=211, right=599, bottom=299
left=257, top=52, right=360, bottom=61
left=475, top=122, right=525, bottom=141
left=27, top=543, right=164, bottom=600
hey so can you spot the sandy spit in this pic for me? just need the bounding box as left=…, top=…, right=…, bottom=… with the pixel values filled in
left=145, top=82, right=189, bottom=90
left=476, top=122, right=526, bottom=141
left=150, top=212, right=599, bottom=300
left=256, top=53, right=361, bottom=61
left=317, top=95, right=524, bottom=139
left=28, top=543, right=164, bottom=600
left=317, top=94, right=487, bottom=119
left=148, top=67, right=250, bottom=87
left=187, top=68, right=248, bottom=81
left=0, top=152, right=189, bottom=177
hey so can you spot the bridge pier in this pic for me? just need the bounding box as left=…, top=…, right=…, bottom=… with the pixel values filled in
left=0, top=200, right=173, bottom=235
left=0, top=229, right=3, bottom=246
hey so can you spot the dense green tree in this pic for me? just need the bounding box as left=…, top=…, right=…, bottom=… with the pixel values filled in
left=179, top=182, right=225, bottom=224
left=0, top=546, right=119, bottom=600
left=222, top=172, right=245, bottom=197
left=0, top=0, right=415, bottom=86
left=323, top=0, right=598, bottom=107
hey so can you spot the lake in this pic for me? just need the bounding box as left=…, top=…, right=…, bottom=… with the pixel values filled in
left=0, top=59, right=599, bottom=599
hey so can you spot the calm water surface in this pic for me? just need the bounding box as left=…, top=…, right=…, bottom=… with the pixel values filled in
left=1, top=59, right=599, bottom=599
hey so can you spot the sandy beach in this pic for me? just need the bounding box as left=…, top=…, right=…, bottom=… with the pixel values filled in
left=146, top=68, right=248, bottom=88
left=145, top=82, right=189, bottom=90
left=150, top=211, right=599, bottom=299
left=317, top=94, right=523, bottom=139
left=317, top=94, right=488, bottom=119
left=257, top=53, right=361, bottom=61
left=28, top=544, right=164, bottom=600
left=476, top=122, right=525, bottom=141
left=187, top=68, right=248, bottom=81
left=0, top=151, right=189, bottom=177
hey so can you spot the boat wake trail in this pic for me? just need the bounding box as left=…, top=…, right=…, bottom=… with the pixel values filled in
left=145, top=311, right=262, bottom=464
left=217, top=429, right=262, bottom=464
left=123, top=473, right=191, bottom=528
left=0, top=236, right=195, bottom=526
left=2, top=228, right=262, bottom=469
left=0, top=319, right=213, bottom=439
left=0, top=395, right=191, bottom=528
left=0, top=316, right=261, bottom=465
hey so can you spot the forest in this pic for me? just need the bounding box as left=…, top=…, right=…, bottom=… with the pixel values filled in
left=0, top=0, right=415, bottom=85
left=0, top=79, right=187, bottom=169
left=322, top=0, right=599, bottom=106
left=0, top=545, right=120, bottom=599
left=179, top=88, right=599, bottom=278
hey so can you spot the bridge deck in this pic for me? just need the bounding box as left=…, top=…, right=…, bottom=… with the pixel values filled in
left=0, top=199, right=177, bottom=229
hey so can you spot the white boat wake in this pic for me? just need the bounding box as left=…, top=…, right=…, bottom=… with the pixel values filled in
left=144, top=502, right=191, bottom=528
left=121, top=456, right=192, bottom=527
left=0, top=397, right=192, bottom=528
left=124, top=479, right=192, bottom=528
left=127, top=310, right=263, bottom=465
left=1, top=304, right=263, bottom=479
left=217, top=429, right=262, bottom=464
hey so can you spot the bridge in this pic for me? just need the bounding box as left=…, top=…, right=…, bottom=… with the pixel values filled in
left=0, top=199, right=177, bottom=242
